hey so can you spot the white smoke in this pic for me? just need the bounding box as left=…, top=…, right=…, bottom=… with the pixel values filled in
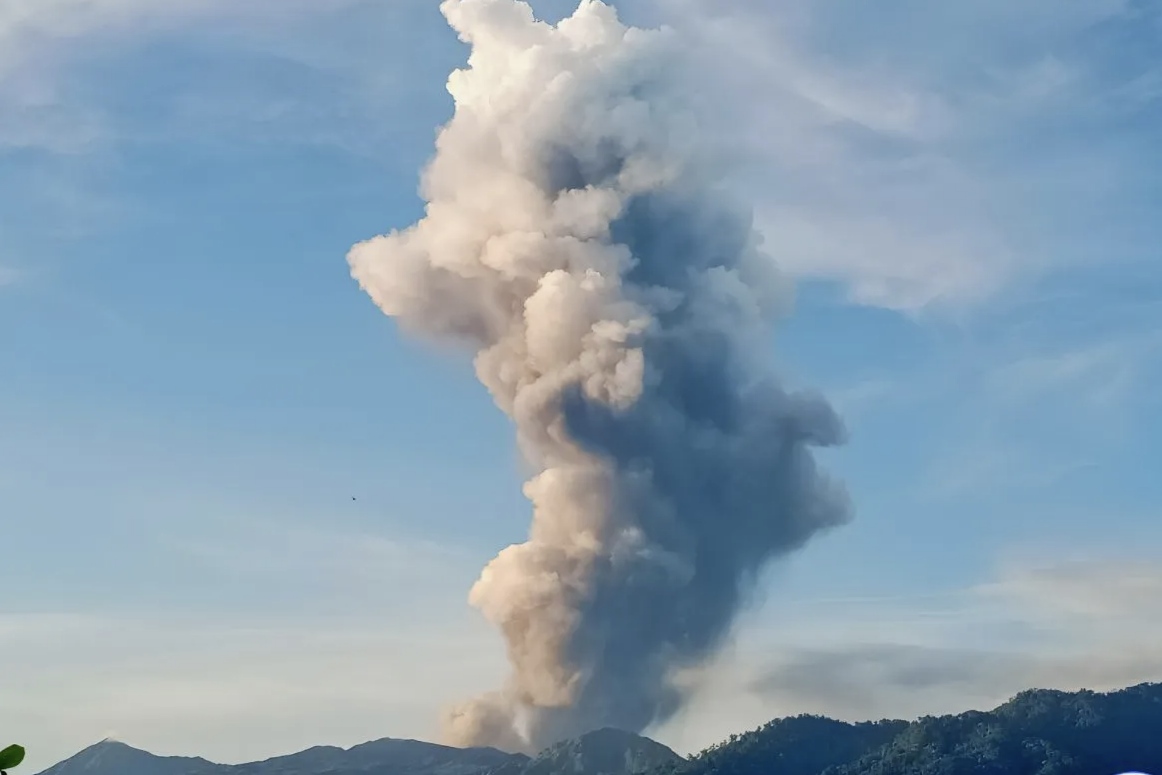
left=348, top=0, right=851, bottom=753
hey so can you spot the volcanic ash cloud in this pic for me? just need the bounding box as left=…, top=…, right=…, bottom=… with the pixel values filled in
left=347, top=0, right=852, bottom=754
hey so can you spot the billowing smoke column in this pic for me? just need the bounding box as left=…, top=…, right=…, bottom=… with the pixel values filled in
left=348, top=0, right=851, bottom=754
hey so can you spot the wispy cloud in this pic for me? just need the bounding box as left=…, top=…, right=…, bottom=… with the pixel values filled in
left=742, top=642, right=1162, bottom=725
left=3, top=0, right=1157, bottom=314
left=172, top=514, right=481, bottom=605
left=0, top=0, right=373, bottom=151
left=641, top=0, right=1157, bottom=311
left=0, top=0, right=210, bottom=151
left=655, top=553, right=1162, bottom=752
left=983, top=333, right=1162, bottom=414
left=666, top=5, right=1004, bottom=311
left=883, top=319, right=1162, bottom=502
left=981, top=555, right=1162, bottom=628
left=915, top=437, right=1097, bottom=502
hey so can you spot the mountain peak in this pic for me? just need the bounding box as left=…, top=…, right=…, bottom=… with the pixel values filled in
left=517, top=729, right=681, bottom=775
left=37, top=739, right=217, bottom=775
left=85, top=739, right=131, bottom=752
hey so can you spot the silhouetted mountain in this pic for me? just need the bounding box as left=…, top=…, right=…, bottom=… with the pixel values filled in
left=36, top=738, right=522, bottom=775
left=36, top=740, right=219, bottom=775
left=229, top=738, right=519, bottom=775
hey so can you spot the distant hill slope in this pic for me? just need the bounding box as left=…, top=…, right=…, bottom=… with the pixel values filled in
left=36, top=740, right=220, bottom=775
left=33, top=730, right=669, bottom=775
left=36, top=738, right=524, bottom=775
left=657, top=683, right=1162, bottom=775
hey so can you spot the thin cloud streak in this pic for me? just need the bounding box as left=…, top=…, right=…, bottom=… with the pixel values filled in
left=653, top=554, right=1162, bottom=752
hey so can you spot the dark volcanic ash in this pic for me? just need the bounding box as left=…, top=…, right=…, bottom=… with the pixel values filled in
left=347, top=0, right=852, bottom=754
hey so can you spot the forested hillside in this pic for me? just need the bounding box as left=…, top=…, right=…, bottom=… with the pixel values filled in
left=656, top=683, right=1162, bottom=775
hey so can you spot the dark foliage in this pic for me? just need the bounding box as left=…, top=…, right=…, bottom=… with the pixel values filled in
left=653, top=683, right=1162, bottom=775
left=654, top=716, right=908, bottom=775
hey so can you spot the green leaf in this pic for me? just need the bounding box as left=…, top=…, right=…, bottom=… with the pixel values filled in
left=0, top=744, right=25, bottom=769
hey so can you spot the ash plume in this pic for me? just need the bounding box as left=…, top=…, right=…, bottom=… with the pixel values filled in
left=348, top=0, right=851, bottom=754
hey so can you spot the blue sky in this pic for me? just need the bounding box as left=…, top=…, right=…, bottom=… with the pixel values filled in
left=2, top=0, right=1161, bottom=770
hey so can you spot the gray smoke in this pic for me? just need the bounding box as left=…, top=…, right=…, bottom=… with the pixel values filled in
left=348, top=0, right=851, bottom=754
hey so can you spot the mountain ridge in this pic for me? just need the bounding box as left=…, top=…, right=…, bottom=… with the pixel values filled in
left=33, top=729, right=659, bottom=775
left=35, top=683, right=1162, bottom=775
left=36, top=739, right=220, bottom=775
